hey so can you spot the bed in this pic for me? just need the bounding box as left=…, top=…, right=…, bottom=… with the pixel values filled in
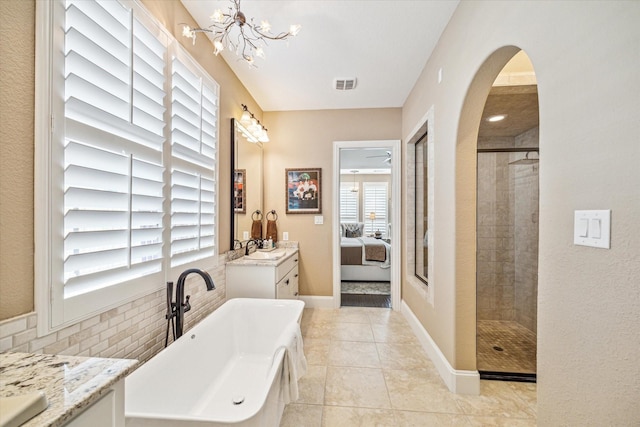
left=340, top=223, right=391, bottom=282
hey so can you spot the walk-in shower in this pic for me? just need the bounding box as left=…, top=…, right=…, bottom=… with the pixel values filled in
left=476, top=145, right=539, bottom=381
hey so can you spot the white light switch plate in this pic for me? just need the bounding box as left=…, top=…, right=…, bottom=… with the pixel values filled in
left=314, top=216, right=323, bottom=225
left=282, top=232, right=289, bottom=241
left=243, top=231, right=249, bottom=240
left=574, top=210, right=610, bottom=249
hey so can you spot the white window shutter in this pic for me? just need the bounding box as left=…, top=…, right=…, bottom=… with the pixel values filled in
left=339, top=182, right=359, bottom=223
left=170, top=47, right=218, bottom=268
left=363, top=182, right=388, bottom=237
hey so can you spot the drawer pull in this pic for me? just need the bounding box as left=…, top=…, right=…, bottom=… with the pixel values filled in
left=294, top=292, right=299, bottom=296
left=294, top=274, right=298, bottom=278
left=294, top=259, right=298, bottom=262
left=285, top=279, right=290, bottom=285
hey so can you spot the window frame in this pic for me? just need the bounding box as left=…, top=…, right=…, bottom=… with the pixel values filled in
left=35, top=0, right=219, bottom=336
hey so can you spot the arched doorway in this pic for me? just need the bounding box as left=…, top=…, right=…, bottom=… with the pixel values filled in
left=454, top=46, right=539, bottom=382
left=475, top=51, right=539, bottom=381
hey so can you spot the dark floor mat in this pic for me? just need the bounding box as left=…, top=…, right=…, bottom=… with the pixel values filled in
left=341, top=293, right=391, bottom=308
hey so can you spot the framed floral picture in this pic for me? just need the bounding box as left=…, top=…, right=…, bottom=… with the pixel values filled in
left=234, top=169, right=246, bottom=213
left=286, top=168, right=322, bottom=214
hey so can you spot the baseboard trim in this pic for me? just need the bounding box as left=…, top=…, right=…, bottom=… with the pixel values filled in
left=299, top=295, right=334, bottom=309
left=401, top=300, right=480, bottom=395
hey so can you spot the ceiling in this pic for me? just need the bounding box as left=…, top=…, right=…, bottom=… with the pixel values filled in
left=478, top=85, right=539, bottom=138
left=180, top=0, right=460, bottom=112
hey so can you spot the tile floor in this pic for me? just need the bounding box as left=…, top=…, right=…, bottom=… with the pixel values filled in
left=280, top=307, right=537, bottom=426
left=477, top=320, right=537, bottom=374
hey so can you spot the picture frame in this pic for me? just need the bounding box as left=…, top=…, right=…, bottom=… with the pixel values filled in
left=233, top=169, right=246, bottom=213
left=286, top=168, right=322, bottom=214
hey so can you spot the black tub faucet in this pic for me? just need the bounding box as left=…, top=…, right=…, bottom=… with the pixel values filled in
left=166, top=268, right=215, bottom=341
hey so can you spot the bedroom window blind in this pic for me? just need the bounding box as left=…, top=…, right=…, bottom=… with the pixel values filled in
left=39, top=0, right=220, bottom=332
left=339, top=182, right=359, bottom=223
left=363, top=182, right=388, bottom=238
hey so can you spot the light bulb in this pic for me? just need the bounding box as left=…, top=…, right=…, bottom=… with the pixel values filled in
left=289, top=24, right=301, bottom=36
left=213, top=40, right=224, bottom=55
left=256, top=47, right=265, bottom=59
left=260, top=20, right=271, bottom=33
left=211, top=9, right=224, bottom=23
left=240, top=110, right=251, bottom=124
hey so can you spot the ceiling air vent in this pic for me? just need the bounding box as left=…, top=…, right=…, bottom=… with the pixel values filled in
left=335, top=78, right=357, bottom=91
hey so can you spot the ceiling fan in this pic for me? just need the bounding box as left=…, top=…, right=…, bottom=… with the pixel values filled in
left=366, top=151, right=391, bottom=164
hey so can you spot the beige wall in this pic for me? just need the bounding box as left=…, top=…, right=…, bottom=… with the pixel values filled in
left=0, top=0, right=35, bottom=319
left=263, top=109, right=401, bottom=296
left=402, top=1, right=640, bottom=424
left=0, top=0, right=258, bottom=320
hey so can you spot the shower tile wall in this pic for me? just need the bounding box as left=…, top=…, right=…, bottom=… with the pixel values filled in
left=477, top=150, right=516, bottom=321
left=477, top=129, right=538, bottom=332
left=515, top=127, right=539, bottom=333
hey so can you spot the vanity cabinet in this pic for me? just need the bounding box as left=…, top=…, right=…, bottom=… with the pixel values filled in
left=65, top=381, right=125, bottom=427
left=226, top=250, right=299, bottom=299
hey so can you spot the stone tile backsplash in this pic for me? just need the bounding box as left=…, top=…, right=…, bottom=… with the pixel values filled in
left=0, top=254, right=227, bottom=363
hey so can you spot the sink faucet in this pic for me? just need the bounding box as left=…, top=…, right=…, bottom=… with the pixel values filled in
left=245, top=239, right=259, bottom=256
left=167, top=268, right=215, bottom=341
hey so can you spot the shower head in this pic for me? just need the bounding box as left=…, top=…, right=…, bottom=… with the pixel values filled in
left=509, top=152, right=539, bottom=165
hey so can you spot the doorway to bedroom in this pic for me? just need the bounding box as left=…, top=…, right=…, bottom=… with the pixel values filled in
left=333, top=141, right=401, bottom=309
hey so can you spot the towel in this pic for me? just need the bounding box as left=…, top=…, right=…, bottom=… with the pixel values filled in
left=280, top=323, right=307, bottom=404
left=266, top=219, right=278, bottom=242
left=251, top=219, right=262, bottom=240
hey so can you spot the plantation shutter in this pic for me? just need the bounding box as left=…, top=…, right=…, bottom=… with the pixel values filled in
left=170, top=49, right=218, bottom=267
left=62, top=0, right=167, bottom=299
left=363, top=182, right=388, bottom=237
left=339, top=182, right=359, bottom=223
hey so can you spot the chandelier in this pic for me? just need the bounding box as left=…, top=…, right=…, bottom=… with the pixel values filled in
left=182, top=0, right=301, bottom=67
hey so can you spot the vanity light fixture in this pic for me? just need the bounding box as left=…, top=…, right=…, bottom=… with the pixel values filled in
left=181, top=0, right=301, bottom=68
left=237, top=104, right=269, bottom=143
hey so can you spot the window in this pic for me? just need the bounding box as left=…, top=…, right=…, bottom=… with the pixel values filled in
left=363, top=182, right=388, bottom=238
left=339, top=182, right=359, bottom=223
left=36, top=0, right=219, bottom=333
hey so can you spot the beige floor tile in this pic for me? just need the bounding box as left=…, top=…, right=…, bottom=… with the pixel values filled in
left=280, top=403, right=323, bottom=427
left=453, top=380, right=536, bottom=419
left=465, top=415, right=537, bottom=426
left=328, top=341, right=381, bottom=368
left=368, top=312, right=409, bottom=328
left=331, top=322, right=374, bottom=342
left=505, top=381, right=537, bottom=415
left=376, top=342, right=434, bottom=370
left=334, top=308, right=371, bottom=324
left=325, top=366, right=391, bottom=409
left=394, top=410, right=472, bottom=426
left=303, top=338, right=330, bottom=366
left=371, top=323, right=419, bottom=343
left=302, top=320, right=335, bottom=340
left=383, top=369, right=462, bottom=414
left=297, top=365, right=327, bottom=405
left=303, top=308, right=337, bottom=323
left=322, top=406, right=396, bottom=427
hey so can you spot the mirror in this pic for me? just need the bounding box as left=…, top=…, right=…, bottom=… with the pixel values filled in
left=415, top=134, right=428, bottom=284
left=230, top=118, right=263, bottom=248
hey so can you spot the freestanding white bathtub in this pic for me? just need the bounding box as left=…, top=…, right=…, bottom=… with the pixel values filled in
left=125, top=298, right=305, bottom=427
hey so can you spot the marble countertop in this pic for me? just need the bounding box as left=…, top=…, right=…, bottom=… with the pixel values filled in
left=0, top=352, right=137, bottom=427
left=226, top=246, right=299, bottom=267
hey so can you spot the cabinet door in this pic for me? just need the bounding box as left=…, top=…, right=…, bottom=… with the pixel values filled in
left=276, top=267, right=299, bottom=299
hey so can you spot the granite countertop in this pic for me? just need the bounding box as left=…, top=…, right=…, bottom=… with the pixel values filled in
left=226, top=246, right=299, bottom=267
left=0, top=352, right=137, bottom=427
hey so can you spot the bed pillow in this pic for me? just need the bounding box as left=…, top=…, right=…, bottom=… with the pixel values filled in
left=343, top=222, right=364, bottom=238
